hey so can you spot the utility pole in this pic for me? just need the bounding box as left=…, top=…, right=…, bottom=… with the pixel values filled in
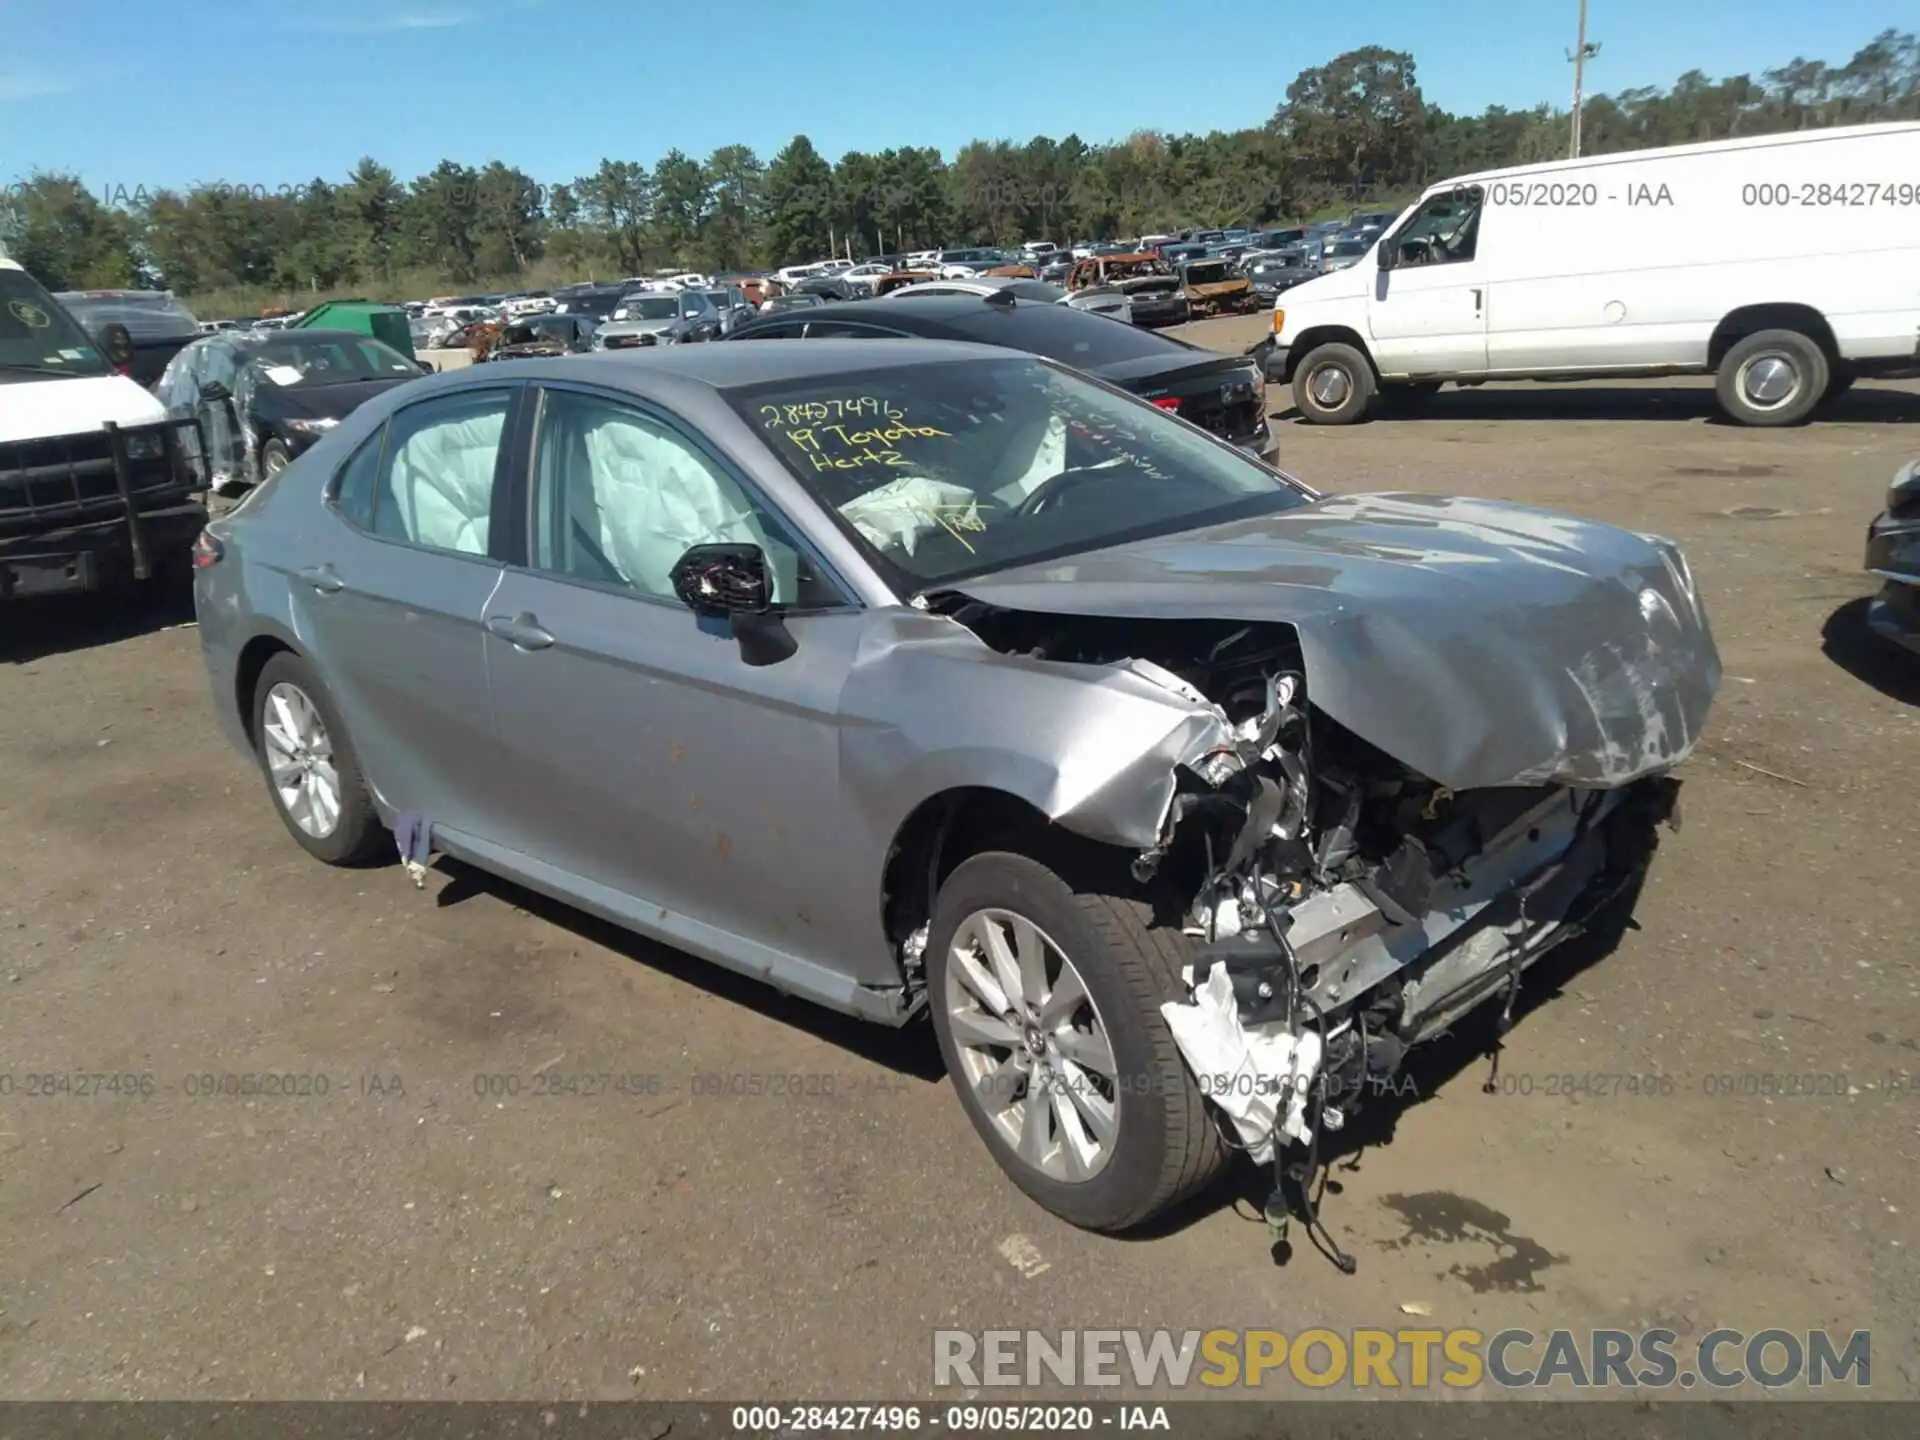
left=1567, top=0, right=1601, bottom=158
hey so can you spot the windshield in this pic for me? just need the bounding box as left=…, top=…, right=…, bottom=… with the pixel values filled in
left=560, top=291, right=624, bottom=317
left=1, top=268, right=113, bottom=376
left=731, top=355, right=1306, bottom=589
left=1327, top=239, right=1369, bottom=258
left=54, top=290, right=200, bottom=341
left=1183, top=263, right=1231, bottom=284
left=251, top=335, right=419, bottom=386
left=617, top=296, right=681, bottom=321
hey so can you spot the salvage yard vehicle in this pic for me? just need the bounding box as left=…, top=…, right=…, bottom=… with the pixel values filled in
left=194, top=340, right=1716, bottom=1233
left=1866, top=458, right=1920, bottom=655
left=155, top=329, right=427, bottom=493
left=2, top=258, right=204, bottom=598
left=54, top=288, right=202, bottom=388
left=881, top=274, right=1132, bottom=324
left=1269, top=120, right=1920, bottom=426
left=478, top=314, right=599, bottom=361
left=725, top=292, right=1274, bottom=463
left=1065, top=253, right=1189, bottom=328
left=1175, top=257, right=1255, bottom=317
left=594, top=290, right=723, bottom=349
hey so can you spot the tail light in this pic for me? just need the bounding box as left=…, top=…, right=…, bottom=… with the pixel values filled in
left=1150, top=396, right=1183, bottom=411
left=191, top=530, right=224, bottom=569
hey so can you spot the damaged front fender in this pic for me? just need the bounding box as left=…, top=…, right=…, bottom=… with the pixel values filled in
left=839, top=610, right=1243, bottom=851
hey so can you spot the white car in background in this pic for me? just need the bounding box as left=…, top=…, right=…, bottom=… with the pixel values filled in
left=839, top=262, right=896, bottom=293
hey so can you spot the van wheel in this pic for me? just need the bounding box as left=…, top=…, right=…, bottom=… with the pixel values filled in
left=1716, top=329, right=1828, bottom=427
left=1291, top=343, right=1375, bottom=424
left=926, top=851, right=1228, bottom=1233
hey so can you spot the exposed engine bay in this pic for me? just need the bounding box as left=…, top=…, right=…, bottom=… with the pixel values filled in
left=931, top=595, right=1683, bottom=1259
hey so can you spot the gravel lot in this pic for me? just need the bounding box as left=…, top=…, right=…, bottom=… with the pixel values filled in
left=3, top=319, right=1918, bottom=1402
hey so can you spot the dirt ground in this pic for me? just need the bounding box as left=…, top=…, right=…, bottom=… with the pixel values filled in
left=3, top=318, right=1918, bottom=1404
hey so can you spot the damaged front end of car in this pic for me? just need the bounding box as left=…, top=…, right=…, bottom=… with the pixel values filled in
left=902, top=512, right=1715, bottom=1255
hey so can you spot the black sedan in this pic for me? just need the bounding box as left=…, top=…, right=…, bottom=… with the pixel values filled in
left=1867, top=458, right=1920, bottom=655
left=154, top=329, right=427, bottom=493
left=724, top=292, right=1275, bottom=464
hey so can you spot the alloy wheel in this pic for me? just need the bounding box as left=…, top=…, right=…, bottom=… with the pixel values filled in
left=943, top=907, right=1120, bottom=1182
left=261, top=681, right=342, bottom=838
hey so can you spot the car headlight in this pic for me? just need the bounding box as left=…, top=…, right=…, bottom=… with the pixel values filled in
left=285, top=417, right=338, bottom=436
left=122, top=430, right=167, bottom=460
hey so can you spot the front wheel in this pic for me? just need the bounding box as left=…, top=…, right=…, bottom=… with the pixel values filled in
left=1291, top=342, right=1376, bottom=424
left=1715, top=329, right=1828, bottom=427
left=926, top=852, right=1227, bottom=1233
left=261, top=440, right=291, bottom=478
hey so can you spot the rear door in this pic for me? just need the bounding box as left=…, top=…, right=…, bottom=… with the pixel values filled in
left=287, top=385, right=522, bottom=839
left=1366, top=185, right=1491, bottom=378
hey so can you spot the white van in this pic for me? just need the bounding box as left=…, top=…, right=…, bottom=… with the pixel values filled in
left=1265, top=121, right=1920, bottom=426
left=1, top=257, right=206, bottom=598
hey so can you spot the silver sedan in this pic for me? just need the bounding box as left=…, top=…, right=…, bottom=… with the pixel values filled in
left=193, top=340, right=1717, bottom=1231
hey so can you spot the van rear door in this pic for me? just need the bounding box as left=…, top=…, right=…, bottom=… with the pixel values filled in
left=1367, top=185, right=1490, bottom=379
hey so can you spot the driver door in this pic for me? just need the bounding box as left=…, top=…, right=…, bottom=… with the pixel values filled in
left=1366, top=185, right=1490, bottom=378
left=480, top=381, right=875, bottom=971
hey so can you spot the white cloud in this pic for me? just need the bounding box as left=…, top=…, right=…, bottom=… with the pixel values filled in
left=0, top=73, right=73, bottom=102
left=299, top=8, right=473, bottom=33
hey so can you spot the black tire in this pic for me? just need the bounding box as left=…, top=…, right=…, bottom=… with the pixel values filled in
left=1291, top=342, right=1375, bottom=424
left=1714, top=328, right=1828, bottom=427
left=251, top=652, right=387, bottom=866
left=926, top=851, right=1228, bottom=1233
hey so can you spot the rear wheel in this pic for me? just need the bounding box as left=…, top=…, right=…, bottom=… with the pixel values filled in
left=251, top=652, right=386, bottom=866
left=1715, top=329, right=1828, bottom=427
left=927, top=851, right=1227, bottom=1233
left=1291, top=342, right=1375, bottom=424
left=261, top=439, right=292, bottom=477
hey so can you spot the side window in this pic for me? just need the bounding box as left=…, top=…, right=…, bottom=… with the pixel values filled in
left=803, top=321, right=901, bottom=338
left=1390, top=186, right=1485, bottom=268
left=331, top=426, right=383, bottom=530
left=735, top=322, right=804, bottom=340
left=370, top=389, right=511, bottom=556
left=528, top=388, right=842, bottom=610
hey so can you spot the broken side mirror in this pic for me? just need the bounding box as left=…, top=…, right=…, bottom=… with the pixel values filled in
left=669, top=542, right=796, bottom=667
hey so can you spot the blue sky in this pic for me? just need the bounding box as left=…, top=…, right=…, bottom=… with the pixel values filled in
left=0, top=0, right=1903, bottom=197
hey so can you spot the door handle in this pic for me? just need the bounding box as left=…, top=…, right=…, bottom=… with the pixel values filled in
left=485, top=612, right=554, bottom=650
left=296, top=564, right=344, bottom=594
left=1472, top=288, right=1484, bottom=315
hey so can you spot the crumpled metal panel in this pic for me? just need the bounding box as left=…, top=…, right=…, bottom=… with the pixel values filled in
left=941, top=492, right=1722, bottom=794
left=837, top=609, right=1238, bottom=851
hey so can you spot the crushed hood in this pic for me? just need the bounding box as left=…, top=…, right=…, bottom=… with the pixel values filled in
left=948, top=492, right=1721, bottom=791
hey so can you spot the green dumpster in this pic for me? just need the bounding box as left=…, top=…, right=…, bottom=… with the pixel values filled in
left=291, top=300, right=415, bottom=360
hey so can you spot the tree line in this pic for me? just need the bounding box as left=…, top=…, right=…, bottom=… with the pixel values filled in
left=4, top=30, right=1915, bottom=305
